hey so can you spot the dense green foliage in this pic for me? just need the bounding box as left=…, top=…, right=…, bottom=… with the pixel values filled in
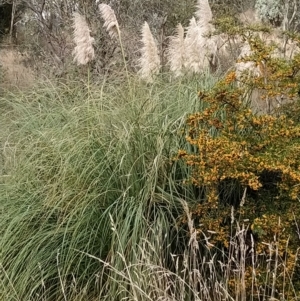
left=1, top=56, right=300, bottom=299
left=1, top=1, right=300, bottom=301
left=0, top=75, right=216, bottom=300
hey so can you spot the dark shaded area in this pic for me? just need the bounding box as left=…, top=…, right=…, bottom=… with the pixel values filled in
left=0, top=3, right=12, bottom=38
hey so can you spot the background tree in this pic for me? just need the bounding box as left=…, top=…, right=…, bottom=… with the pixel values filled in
left=255, top=0, right=300, bottom=31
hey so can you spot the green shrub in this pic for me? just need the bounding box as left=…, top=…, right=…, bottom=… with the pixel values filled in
left=255, top=0, right=283, bottom=26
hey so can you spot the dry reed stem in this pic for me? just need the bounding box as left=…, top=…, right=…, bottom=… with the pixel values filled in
left=72, top=12, right=95, bottom=65
left=98, top=3, right=120, bottom=39
left=0, top=49, right=35, bottom=90
left=166, top=23, right=185, bottom=77
left=181, top=200, right=198, bottom=251
left=138, top=21, right=161, bottom=82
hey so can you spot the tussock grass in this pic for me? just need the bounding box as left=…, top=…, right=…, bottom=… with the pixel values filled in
left=1, top=73, right=298, bottom=301
left=0, top=74, right=214, bottom=300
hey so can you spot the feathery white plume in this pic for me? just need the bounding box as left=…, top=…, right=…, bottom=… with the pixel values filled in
left=72, top=12, right=95, bottom=65
left=166, top=23, right=185, bottom=77
left=184, top=0, right=219, bottom=74
left=138, top=22, right=161, bottom=82
left=184, top=17, right=210, bottom=73
left=195, top=0, right=213, bottom=27
left=98, top=3, right=120, bottom=39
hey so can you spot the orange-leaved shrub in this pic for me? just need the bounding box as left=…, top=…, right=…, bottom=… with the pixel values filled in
left=176, top=31, right=300, bottom=299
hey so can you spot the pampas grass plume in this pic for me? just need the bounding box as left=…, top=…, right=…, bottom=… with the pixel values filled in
left=184, top=17, right=210, bottom=73
left=195, top=0, right=213, bottom=27
left=72, top=12, right=95, bottom=65
left=98, top=3, right=120, bottom=39
left=98, top=3, right=129, bottom=84
left=183, top=0, right=218, bottom=74
left=138, top=21, right=161, bottom=82
left=166, top=23, right=185, bottom=77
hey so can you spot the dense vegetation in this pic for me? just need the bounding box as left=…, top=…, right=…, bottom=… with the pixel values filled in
left=1, top=0, right=300, bottom=300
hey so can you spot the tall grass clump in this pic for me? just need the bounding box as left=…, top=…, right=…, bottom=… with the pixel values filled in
left=0, top=74, right=216, bottom=301
left=2, top=18, right=300, bottom=300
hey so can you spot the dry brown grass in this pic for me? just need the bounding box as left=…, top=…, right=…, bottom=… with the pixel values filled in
left=0, top=48, right=35, bottom=91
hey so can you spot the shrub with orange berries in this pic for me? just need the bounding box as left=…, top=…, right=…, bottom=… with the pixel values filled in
left=176, top=28, right=300, bottom=299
